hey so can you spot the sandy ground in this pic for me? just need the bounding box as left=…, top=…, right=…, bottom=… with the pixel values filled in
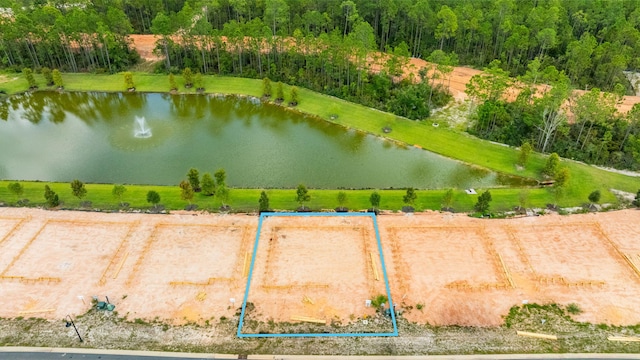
left=130, top=34, right=161, bottom=61
left=1, top=207, right=640, bottom=328
left=245, top=215, right=386, bottom=329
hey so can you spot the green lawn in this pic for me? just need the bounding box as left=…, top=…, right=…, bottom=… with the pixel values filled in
left=0, top=180, right=559, bottom=213
left=1, top=70, right=638, bottom=210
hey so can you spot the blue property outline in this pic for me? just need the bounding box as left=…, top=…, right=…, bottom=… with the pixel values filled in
left=237, top=212, right=398, bottom=338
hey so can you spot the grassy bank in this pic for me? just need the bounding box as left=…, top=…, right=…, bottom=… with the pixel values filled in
left=1, top=71, right=638, bottom=208
left=0, top=180, right=561, bottom=212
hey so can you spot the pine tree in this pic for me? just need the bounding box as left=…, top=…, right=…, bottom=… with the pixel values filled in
left=44, top=185, right=59, bottom=207
left=42, top=67, right=53, bottom=86
left=7, top=182, right=24, bottom=200
left=183, top=68, right=193, bottom=88
left=23, top=68, right=37, bottom=89
left=518, top=141, right=532, bottom=167
left=403, top=187, right=417, bottom=205
left=112, top=184, right=127, bottom=205
left=52, top=69, right=63, bottom=88
left=259, top=191, right=270, bottom=212
left=194, top=72, right=204, bottom=91
left=474, top=190, right=492, bottom=214
left=542, top=153, right=560, bottom=177
left=124, top=72, right=134, bottom=90
left=70, top=179, right=87, bottom=199
left=201, top=173, right=215, bottom=196
left=296, top=184, right=310, bottom=209
left=276, top=82, right=284, bottom=101
left=179, top=180, right=194, bottom=204
left=290, top=86, right=299, bottom=106
left=146, top=190, right=161, bottom=206
left=370, top=191, right=381, bottom=211
left=187, top=168, right=200, bottom=191
left=262, top=77, right=272, bottom=97
left=169, top=73, right=177, bottom=91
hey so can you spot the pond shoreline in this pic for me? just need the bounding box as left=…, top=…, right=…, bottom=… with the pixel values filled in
left=1, top=73, right=638, bottom=209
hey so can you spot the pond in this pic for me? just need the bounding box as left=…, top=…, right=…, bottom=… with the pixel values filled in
left=0, top=92, right=532, bottom=189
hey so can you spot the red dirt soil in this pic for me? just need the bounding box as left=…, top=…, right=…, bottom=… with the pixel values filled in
left=1, top=208, right=640, bottom=327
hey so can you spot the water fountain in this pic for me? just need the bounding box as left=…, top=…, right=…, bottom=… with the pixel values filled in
left=133, top=116, right=152, bottom=138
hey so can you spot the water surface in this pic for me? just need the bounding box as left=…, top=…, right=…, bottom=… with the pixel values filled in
left=0, top=92, right=530, bottom=188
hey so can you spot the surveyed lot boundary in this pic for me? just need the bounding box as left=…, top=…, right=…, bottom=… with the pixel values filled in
left=237, top=212, right=398, bottom=338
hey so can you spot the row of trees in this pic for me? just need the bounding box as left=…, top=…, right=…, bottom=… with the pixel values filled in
left=7, top=180, right=639, bottom=212
left=0, top=2, right=140, bottom=72
left=150, top=14, right=450, bottom=119
left=467, top=60, right=640, bottom=171
left=114, top=0, right=640, bottom=91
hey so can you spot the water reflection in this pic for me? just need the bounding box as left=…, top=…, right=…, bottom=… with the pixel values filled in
left=0, top=91, right=535, bottom=188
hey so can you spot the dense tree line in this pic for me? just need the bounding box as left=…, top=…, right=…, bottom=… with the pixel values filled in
left=92, top=0, right=640, bottom=92
left=7, top=0, right=638, bottom=91
left=0, top=2, right=139, bottom=72
left=152, top=14, right=450, bottom=118
left=465, top=60, right=640, bottom=171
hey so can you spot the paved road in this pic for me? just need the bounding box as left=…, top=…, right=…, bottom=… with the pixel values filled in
left=0, top=353, right=217, bottom=360
left=1, top=348, right=639, bottom=360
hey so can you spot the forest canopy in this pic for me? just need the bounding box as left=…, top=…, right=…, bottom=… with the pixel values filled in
left=2, top=0, right=640, bottom=91
left=2, top=0, right=640, bottom=170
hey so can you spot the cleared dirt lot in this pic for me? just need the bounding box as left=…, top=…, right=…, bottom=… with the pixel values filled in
left=243, top=215, right=387, bottom=330
left=378, top=212, right=640, bottom=326
left=1, top=207, right=639, bottom=328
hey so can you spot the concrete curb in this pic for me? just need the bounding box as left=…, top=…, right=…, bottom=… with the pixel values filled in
left=0, top=346, right=228, bottom=358
left=2, top=347, right=640, bottom=359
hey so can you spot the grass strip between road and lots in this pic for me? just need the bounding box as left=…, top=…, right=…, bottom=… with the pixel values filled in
left=1, top=71, right=639, bottom=211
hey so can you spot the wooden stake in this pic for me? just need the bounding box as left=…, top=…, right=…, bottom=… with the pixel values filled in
left=243, top=252, right=251, bottom=278
left=291, top=315, right=326, bottom=324
left=608, top=336, right=640, bottom=342
left=516, top=331, right=557, bottom=340
left=370, top=252, right=380, bottom=281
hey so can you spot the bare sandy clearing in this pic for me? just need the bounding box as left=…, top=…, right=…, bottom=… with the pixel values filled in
left=243, top=215, right=386, bottom=329
left=0, top=207, right=639, bottom=328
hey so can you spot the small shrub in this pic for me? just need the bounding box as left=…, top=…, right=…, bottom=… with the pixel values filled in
left=23, top=68, right=37, bottom=89
left=566, top=303, right=582, bottom=315
left=370, top=294, right=388, bottom=308
left=183, top=67, right=193, bottom=88
left=124, top=72, right=134, bottom=90
left=169, top=73, right=177, bottom=91
left=289, top=86, right=299, bottom=105
left=474, top=190, right=492, bottom=214
left=44, top=185, right=59, bottom=207
left=276, top=82, right=284, bottom=101
left=416, top=303, right=424, bottom=310
left=542, top=153, right=560, bottom=177
left=42, top=67, right=53, bottom=86
left=146, top=190, right=160, bottom=207
left=194, top=72, right=204, bottom=91
left=8, top=182, right=24, bottom=199
left=262, top=77, right=272, bottom=97
left=259, top=190, right=270, bottom=212
left=518, top=141, right=532, bottom=167
left=52, top=69, right=63, bottom=88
